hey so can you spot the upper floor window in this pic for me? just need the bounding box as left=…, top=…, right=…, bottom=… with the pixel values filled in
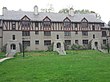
left=74, top=23, right=78, bottom=28
left=43, top=16, right=51, bottom=27
left=35, top=22, right=39, bottom=27
left=44, top=40, right=51, bottom=46
left=64, top=31, right=71, bottom=36
left=21, top=15, right=31, bottom=28
left=102, top=31, right=107, bottom=37
left=35, top=31, right=39, bottom=35
left=93, top=34, right=95, bottom=39
left=63, top=17, right=71, bottom=28
left=44, top=31, right=51, bottom=36
left=81, top=18, right=88, bottom=28
left=22, top=31, right=30, bottom=36
left=92, top=25, right=95, bottom=30
left=57, top=35, right=59, bottom=39
left=82, top=31, right=88, bottom=36
left=12, top=22, right=16, bottom=30
left=12, top=35, right=15, bottom=40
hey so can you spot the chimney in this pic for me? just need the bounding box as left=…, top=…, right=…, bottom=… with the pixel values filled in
left=2, top=7, right=7, bottom=15
left=69, top=8, right=74, bottom=16
left=34, top=5, right=38, bottom=15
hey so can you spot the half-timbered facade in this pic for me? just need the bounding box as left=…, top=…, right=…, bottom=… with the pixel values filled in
left=0, top=6, right=109, bottom=53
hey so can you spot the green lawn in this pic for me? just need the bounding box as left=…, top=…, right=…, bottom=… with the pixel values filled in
left=0, top=50, right=110, bottom=82
left=0, top=52, right=5, bottom=58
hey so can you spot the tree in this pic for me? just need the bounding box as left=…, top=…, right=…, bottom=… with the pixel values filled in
left=41, top=4, right=54, bottom=12
left=58, top=8, right=101, bottom=19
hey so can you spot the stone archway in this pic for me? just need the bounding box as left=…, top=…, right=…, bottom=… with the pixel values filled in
left=57, top=42, right=61, bottom=48
left=10, top=44, right=16, bottom=50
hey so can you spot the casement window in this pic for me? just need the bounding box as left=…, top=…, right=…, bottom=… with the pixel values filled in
left=43, top=17, right=51, bottom=27
left=22, top=31, right=30, bottom=36
left=93, top=34, right=95, bottom=39
left=74, top=23, right=78, bottom=28
left=12, top=35, right=15, bottom=40
left=103, top=39, right=106, bottom=44
left=35, top=40, right=39, bottom=45
left=82, top=40, right=88, bottom=45
left=35, top=22, right=39, bottom=27
left=102, top=31, right=107, bottom=37
left=81, top=18, right=88, bottom=28
left=44, top=40, right=51, bottom=46
left=12, top=22, right=16, bottom=30
left=63, top=18, right=71, bottom=28
left=75, top=40, right=78, bottom=44
left=65, top=40, right=71, bottom=45
left=23, top=41, right=30, bottom=46
left=21, top=21, right=30, bottom=27
left=75, top=31, right=78, bottom=34
left=82, top=31, right=88, bottom=36
left=64, top=31, right=71, bottom=36
left=44, top=31, right=51, bottom=36
left=35, top=31, right=39, bottom=35
left=92, top=25, right=95, bottom=30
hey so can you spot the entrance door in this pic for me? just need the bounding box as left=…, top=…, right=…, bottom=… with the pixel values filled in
left=10, top=44, right=16, bottom=50
left=57, top=43, right=61, bottom=48
left=95, top=42, right=98, bottom=49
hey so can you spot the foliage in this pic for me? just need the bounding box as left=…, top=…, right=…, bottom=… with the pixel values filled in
left=48, top=42, right=54, bottom=51
left=1, top=44, right=7, bottom=53
left=0, top=50, right=110, bottom=82
left=64, top=42, right=70, bottom=50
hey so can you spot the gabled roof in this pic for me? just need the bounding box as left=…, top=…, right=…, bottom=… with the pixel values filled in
left=0, top=9, right=104, bottom=23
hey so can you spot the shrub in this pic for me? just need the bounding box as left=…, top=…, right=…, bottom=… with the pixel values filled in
left=48, top=42, right=54, bottom=51
left=1, top=44, right=7, bottom=53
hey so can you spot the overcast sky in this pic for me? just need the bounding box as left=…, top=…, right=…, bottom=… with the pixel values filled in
left=0, top=0, right=110, bottom=23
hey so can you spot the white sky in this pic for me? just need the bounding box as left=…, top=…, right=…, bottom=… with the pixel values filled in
left=0, top=0, right=110, bottom=23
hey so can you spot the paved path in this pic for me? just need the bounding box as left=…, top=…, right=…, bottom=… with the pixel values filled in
left=0, top=57, right=13, bottom=63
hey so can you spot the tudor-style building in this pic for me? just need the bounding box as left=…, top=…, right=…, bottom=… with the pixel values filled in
left=0, top=6, right=110, bottom=53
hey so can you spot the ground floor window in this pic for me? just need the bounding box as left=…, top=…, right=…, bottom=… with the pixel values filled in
left=82, top=40, right=88, bottom=45
left=75, top=40, right=78, bottom=44
left=103, top=39, right=106, bottom=44
left=65, top=40, right=71, bottom=45
left=35, top=40, right=39, bottom=45
left=23, top=41, right=30, bottom=46
left=44, top=40, right=51, bottom=46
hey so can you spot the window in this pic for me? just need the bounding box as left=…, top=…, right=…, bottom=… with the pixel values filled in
left=103, top=39, right=106, bottom=44
left=82, top=40, right=88, bottom=45
left=21, top=21, right=30, bottom=27
left=35, top=22, right=39, bottom=27
left=57, top=35, right=59, bottom=39
left=12, top=35, right=15, bottom=40
left=63, top=18, right=71, bottom=28
left=11, top=44, right=16, bottom=50
left=93, top=34, right=95, bottom=39
left=23, top=41, right=30, bottom=46
left=65, top=40, right=71, bottom=45
left=44, top=31, right=51, bottom=36
left=44, top=40, right=51, bottom=46
left=64, top=31, right=71, bottom=36
left=35, top=40, right=39, bottom=45
left=102, top=31, right=107, bottom=37
left=82, top=31, right=88, bottom=36
left=75, top=40, right=78, bottom=44
left=75, top=31, right=78, bottom=34
left=22, top=31, right=30, bottom=36
left=81, top=18, right=88, bottom=28
left=12, top=22, right=16, bottom=30
left=92, top=25, right=95, bottom=30
left=74, top=23, right=78, bottom=28
left=43, top=17, right=51, bottom=27
left=35, top=31, right=39, bottom=35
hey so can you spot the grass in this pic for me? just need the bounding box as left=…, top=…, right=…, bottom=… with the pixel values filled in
left=0, top=50, right=110, bottom=82
left=0, top=52, right=5, bottom=58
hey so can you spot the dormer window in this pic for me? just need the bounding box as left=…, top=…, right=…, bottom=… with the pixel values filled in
left=81, top=18, right=88, bottom=28
left=12, top=22, right=16, bottom=30
left=21, top=15, right=31, bottom=29
left=63, top=17, right=71, bottom=28
left=43, top=16, right=51, bottom=27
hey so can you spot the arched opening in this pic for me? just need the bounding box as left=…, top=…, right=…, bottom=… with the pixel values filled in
left=95, top=42, right=98, bottom=49
left=57, top=43, right=61, bottom=48
left=10, top=44, right=16, bottom=50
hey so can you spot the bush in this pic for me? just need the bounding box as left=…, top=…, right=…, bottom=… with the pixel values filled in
left=1, top=44, right=7, bottom=53
left=48, top=42, right=54, bottom=51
